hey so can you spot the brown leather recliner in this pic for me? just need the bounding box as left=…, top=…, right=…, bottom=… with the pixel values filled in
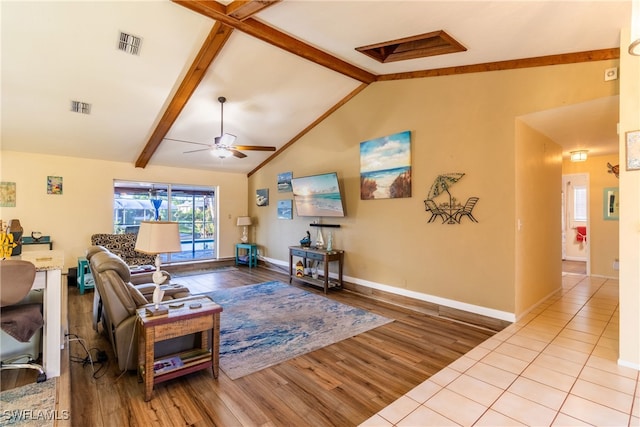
left=87, top=247, right=198, bottom=371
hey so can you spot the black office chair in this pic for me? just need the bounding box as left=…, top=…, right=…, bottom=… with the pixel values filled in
left=0, top=260, right=47, bottom=383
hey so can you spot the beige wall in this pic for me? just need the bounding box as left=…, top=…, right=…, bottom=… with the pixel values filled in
left=562, top=154, right=621, bottom=278
left=515, top=121, right=562, bottom=317
left=618, top=28, right=640, bottom=369
left=0, top=151, right=249, bottom=270
left=250, top=59, right=618, bottom=319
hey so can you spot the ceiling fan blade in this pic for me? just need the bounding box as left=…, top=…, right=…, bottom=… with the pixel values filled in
left=183, top=148, right=212, bottom=154
left=229, top=149, right=247, bottom=159
left=164, top=137, right=211, bottom=147
left=216, top=133, right=236, bottom=146
left=231, top=145, right=276, bottom=152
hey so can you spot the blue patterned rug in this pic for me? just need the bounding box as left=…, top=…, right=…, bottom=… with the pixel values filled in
left=203, top=281, right=392, bottom=380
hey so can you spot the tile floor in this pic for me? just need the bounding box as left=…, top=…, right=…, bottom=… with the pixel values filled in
left=361, top=274, right=639, bottom=426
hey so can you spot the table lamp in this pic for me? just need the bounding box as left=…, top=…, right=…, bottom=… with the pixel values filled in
left=236, top=216, right=252, bottom=243
left=135, top=221, right=181, bottom=315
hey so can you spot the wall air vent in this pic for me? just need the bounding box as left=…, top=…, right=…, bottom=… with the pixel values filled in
left=70, top=100, right=91, bottom=115
left=356, top=30, right=466, bottom=63
left=118, top=32, right=141, bottom=55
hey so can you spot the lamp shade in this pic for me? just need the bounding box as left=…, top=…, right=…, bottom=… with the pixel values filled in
left=134, top=221, right=181, bottom=254
left=236, top=216, right=252, bottom=226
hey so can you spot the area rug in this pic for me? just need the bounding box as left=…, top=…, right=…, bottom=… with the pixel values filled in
left=0, top=378, right=57, bottom=426
left=202, top=281, right=392, bottom=379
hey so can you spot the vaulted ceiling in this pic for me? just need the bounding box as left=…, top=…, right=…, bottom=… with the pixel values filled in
left=1, top=1, right=630, bottom=175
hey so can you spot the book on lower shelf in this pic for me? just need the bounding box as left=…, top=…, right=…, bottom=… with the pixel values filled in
left=153, top=356, right=184, bottom=374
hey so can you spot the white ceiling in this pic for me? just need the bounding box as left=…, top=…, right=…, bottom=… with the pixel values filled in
left=1, top=1, right=630, bottom=174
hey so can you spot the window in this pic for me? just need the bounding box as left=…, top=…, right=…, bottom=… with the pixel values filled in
left=573, top=186, right=587, bottom=222
left=113, top=180, right=217, bottom=262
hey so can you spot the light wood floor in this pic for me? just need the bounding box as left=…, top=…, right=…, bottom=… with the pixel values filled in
left=52, top=266, right=497, bottom=426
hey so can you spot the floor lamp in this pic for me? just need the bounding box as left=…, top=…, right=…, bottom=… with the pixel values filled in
left=135, top=221, right=181, bottom=315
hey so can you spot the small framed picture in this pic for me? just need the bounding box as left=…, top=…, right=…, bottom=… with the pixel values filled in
left=625, top=130, right=640, bottom=171
left=256, top=189, right=269, bottom=206
left=47, top=176, right=63, bottom=195
left=277, top=199, right=293, bottom=219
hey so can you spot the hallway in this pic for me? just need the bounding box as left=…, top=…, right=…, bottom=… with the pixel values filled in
left=362, top=273, right=639, bottom=426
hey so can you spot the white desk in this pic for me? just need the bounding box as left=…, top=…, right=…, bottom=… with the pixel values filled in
left=16, top=250, right=64, bottom=378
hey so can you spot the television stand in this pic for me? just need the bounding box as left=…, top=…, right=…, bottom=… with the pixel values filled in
left=289, top=246, right=344, bottom=294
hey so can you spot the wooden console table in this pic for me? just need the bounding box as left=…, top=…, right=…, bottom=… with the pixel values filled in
left=136, top=296, right=222, bottom=401
left=289, top=246, right=344, bottom=294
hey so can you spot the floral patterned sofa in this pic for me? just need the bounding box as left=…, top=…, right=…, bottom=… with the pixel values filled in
left=90, top=233, right=155, bottom=267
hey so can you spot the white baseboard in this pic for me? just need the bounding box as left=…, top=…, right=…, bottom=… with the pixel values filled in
left=618, top=358, right=640, bottom=371
left=263, top=256, right=515, bottom=323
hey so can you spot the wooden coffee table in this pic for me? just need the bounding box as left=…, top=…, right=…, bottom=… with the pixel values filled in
left=136, top=296, right=223, bottom=401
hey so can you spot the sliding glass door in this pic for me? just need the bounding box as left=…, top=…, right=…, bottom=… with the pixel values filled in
left=113, top=181, right=217, bottom=262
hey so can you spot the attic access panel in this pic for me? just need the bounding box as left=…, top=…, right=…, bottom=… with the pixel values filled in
left=356, top=30, right=466, bottom=63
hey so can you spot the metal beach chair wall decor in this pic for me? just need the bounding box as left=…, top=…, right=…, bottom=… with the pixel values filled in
left=424, top=173, right=479, bottom=224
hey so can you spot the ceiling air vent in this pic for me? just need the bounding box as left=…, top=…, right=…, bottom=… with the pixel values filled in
left=118, top=31, right=141, bottom=55
left=356, top=30, right=466, bottom=63
left=70, top=100, right=91, bottom=115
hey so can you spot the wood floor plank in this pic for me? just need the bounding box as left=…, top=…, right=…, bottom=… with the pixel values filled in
left=64, top=266, right=496, bottom=426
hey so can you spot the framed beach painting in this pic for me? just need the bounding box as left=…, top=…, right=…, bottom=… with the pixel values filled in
left=360, top=130, right=411, bottom=199
left=277, top=172, right=293, bottom=193
left=277, top=199, right=293, bottom=219
left=256, top=189, right=269, bottom=206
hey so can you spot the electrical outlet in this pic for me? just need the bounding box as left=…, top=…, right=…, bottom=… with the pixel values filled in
left=613, top=259, right=619, bottom=270
left=604, top=67, right=618, bottom=81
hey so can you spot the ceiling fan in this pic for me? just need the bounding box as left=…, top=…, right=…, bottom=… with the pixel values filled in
left=164, top=96, right=276, bottom=159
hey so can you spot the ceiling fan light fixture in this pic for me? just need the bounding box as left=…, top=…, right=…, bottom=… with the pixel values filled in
left=212, top=147, right=232, bottom=159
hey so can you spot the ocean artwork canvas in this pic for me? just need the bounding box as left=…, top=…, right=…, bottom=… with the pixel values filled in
left=360, top=130, right=411, bottom=199
left=290, top=172, right=345, bottom=217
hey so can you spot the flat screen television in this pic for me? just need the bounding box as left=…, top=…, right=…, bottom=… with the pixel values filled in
left=290, top=172, right=345, bottom=217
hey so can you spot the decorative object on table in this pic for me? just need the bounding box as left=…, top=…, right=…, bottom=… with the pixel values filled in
left=202, top=281, right=392, bottom=379
left=0, top=230, right=17, bottom=258
left=625, top=130, right=640, bottom=171
left=256, top=188, right=269, bottom=206
left=31, top=231, right=43, bottom=242
left=607, top=162, right=620, bottom=178
left=236, top=216, right=252, bottom=243
left=299, top=231, right=311, bottom=247
left=425, top=172, right=478, bottom=225
left=46, top=176, right=63, bottom=195
left=326, top=231, right=333, bottom=252
left=295, top=261, right=304, bottom=277
left=360, top=130, right=411, bottom=200
left=314, top=229, right=325, bottom=248
left=8, top=219, right=23, bottom=255
left=277, top=199, right=293, bottom=219
left=148, top=186, right=164, bottom=221
left=0, top=182, right=16, bottom=207
left=277, top=171, right=293, bottom=193
left=603, top=187, right=619, bottom=220
left=134, top=221, right=182, bottom=316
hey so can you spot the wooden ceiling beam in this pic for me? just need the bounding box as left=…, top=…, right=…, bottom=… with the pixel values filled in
left=135, top=22, right=234, bottom=168
left=173, top=0, right=376, bottom=84
left=377, top=48, right=620, bottom=81
left=226, top=0, right=282, bottom=21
